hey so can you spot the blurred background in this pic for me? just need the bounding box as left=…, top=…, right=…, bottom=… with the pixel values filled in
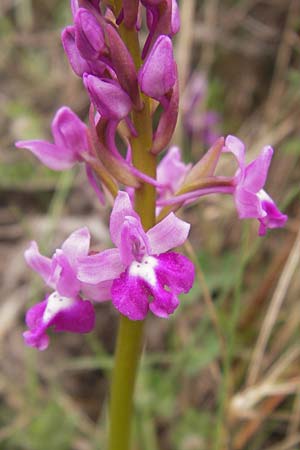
left=1, top=0, right=300, bottom=449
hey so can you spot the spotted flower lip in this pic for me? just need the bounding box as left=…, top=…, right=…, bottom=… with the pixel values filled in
left=15, top=107, right=88, bottom=170
left=224, top=135, right=288, bottom=235
left=77, top=191, right=195, bottom=320
left=23, top=227, right=110, bottom=351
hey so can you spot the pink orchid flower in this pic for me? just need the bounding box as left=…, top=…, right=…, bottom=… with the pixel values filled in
left=224, top=135, right=288, bottom=235
left=23, top=227, right=108, bottom=351
left=77, top=191, right=195, bottom=320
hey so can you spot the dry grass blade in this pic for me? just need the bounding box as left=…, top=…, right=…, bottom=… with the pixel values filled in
left=247, top=226, right=300, bottom=386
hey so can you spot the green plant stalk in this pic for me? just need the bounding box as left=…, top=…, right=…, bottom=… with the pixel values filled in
left=108, top=13, right=156, bottom=450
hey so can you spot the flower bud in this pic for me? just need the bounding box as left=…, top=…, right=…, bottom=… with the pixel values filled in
left=75, top=8, right=105, bottom=60
left=84, top=75, right=133, bottom=120
left=138, top=35, right=176, bottom=100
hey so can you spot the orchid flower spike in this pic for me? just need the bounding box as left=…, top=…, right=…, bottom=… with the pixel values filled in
left=77, top=191, right=195, bottom=320
left=224, top=135, right=288, bottom=235
left=15, top=107, right=89, bottom=170
left=23, top=227, right=109, bottom=350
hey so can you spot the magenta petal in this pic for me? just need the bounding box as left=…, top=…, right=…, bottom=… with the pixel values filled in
left=258, top=190, right=288, bottom=235
left=15, top=140, right=77, bottom=170
left=61, top=227, right=90, bottom=267
left=149, top=288, right=179, bottom=318
left=24, top=241, right=53, bottom=286
left=147, top=213, right=190, bottom=254
left=51, top=297, right=95, bottom=334
left=23, top=299, right=49, bottom=350
left=77, top=248, right=124, bottom=284
left=109, top=191, right=138, bottom=247
left=243, top=146, right=273, bottom=192
left=111, top=271, right=149, bottom=320
left=155, top=252, right=195, bottom=294
left=51, top=106, right=88, bottom=157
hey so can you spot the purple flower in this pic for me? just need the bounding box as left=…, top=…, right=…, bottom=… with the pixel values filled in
left=15, top=107, right=89, bottom=170
left=224, top=135, right=288, bottom=235
left=23, top=227, right=109, bottom=351
left=77, top=191, right=195, bottom=320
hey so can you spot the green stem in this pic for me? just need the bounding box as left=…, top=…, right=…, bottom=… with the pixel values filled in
left=108, top=317, right=145, bottom=450
left=108, top=13, right=156, bottom=450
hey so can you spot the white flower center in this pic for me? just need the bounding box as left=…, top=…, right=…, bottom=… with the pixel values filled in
left=129, top=256, right=158, bottom=286
left=43, top=291, right=74, bottom=323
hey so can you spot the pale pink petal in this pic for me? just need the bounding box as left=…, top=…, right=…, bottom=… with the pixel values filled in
left=15, top=140, right=78, bottom=170
left=109, top=191, right=138, bottom=247
left=81, top=280, right=113, bottom=302
left=224, top=135, right=245, bottom=168
left=243, top=146, right=273, bottom=192
left=234, top=188, right=264, bottom=219
left=54, top=252, right=81, bottom=297
left=61, top=227, right=91, bottom=267
left=24, top=241, right=53, bottom=286
left=77, top=248, right=124, bottom=284
left=147, top=213, right=190, bottom=254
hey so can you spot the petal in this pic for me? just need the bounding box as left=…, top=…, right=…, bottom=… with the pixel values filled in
left=77, top=248, right=123, bottom=284
left=224, top=135, right=245, bottom=169
left=155, top=252, right=195, bottom=294
left=83, top=75, right=133, bottom=120
left=61, top=25, right=91, bottom=77
left=51, top=296, right=95, bottom=334
left=149, top=289, right=179, bottom=318
left=81, top=279, right=113, bottom=302
left=51, top=106, right=88, bottom=156
left=147, top=213, right=190, bottom=254
left=15, top=140, right=77, bottom=170
left=23, top=299, right=49, bottom=351
left=157, top=146, right=191, bottom=193
left=61, top=227, right=91, bottom=267
left=111, top=271, right=149, bottom=320
left=23, top=293, right=95, bottom=350
left=138, top=35, right=176, bottom=99
left=54, top=251, right=81, bottom=297
left=119, top=216, right=150, bottom=265
left=258, top=190, right=288, bottom=235
left=109, top=191, right=138, bottom=247
left=243, top=146, right=273, bottom=192
left=234, top=187, right=265, bottom=219
left=75, top=8, right=105, bottom=60
left=24, top=241, right=53, bottom=286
